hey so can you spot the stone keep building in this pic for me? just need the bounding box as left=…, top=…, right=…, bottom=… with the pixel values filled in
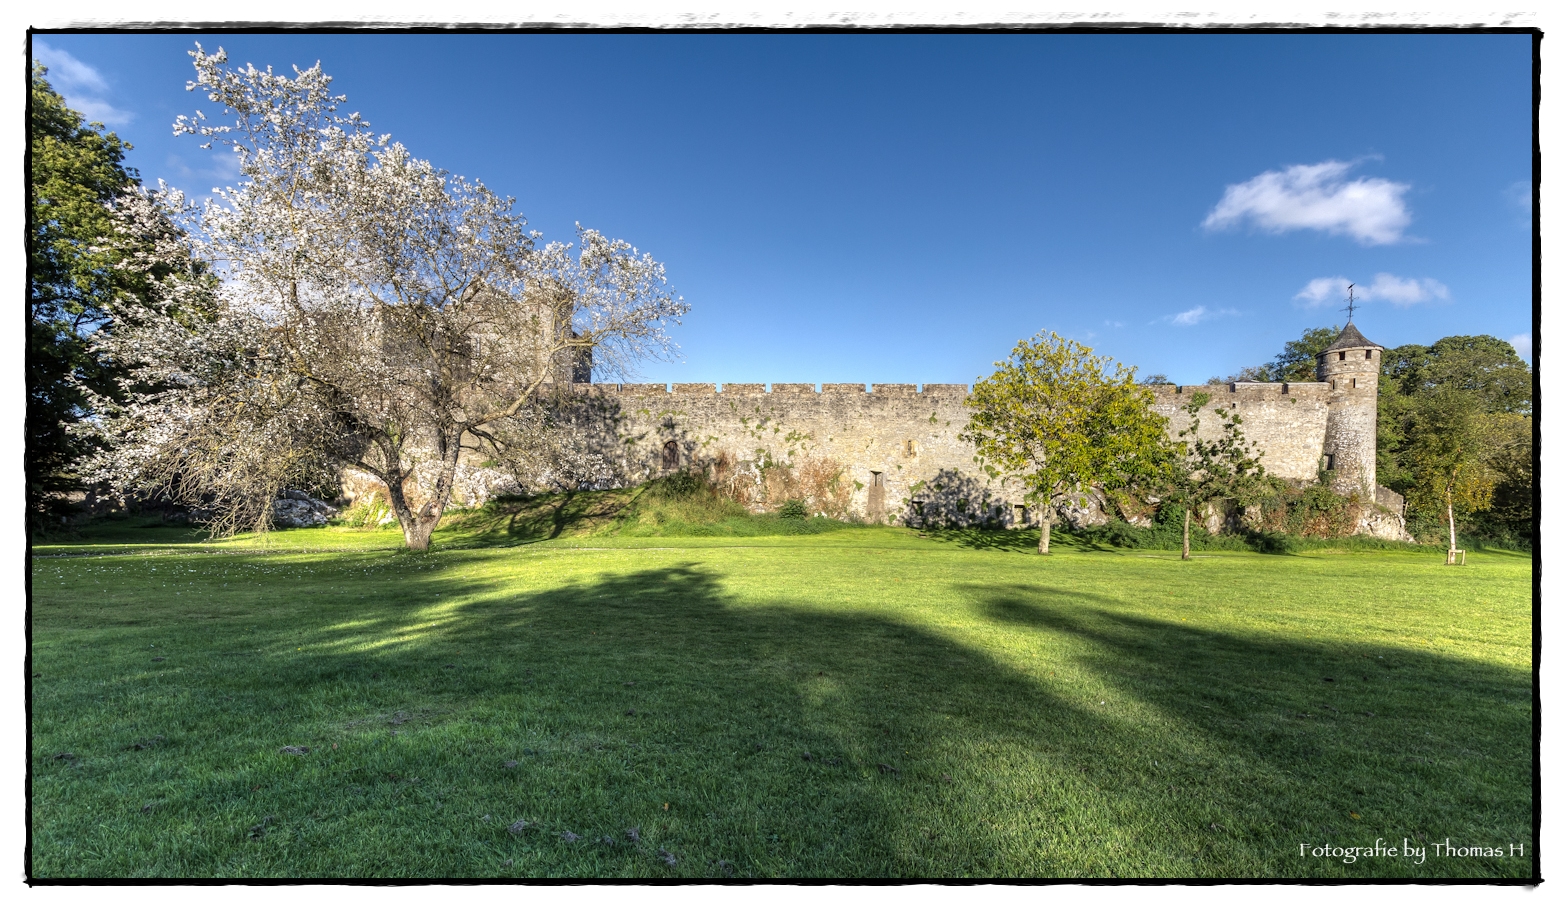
left=384, top=323, right=1403, bottom=535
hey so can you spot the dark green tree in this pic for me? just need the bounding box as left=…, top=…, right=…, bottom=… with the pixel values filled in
left=1395, top=389, right=1496, bottom=554
left=1471, top=411, right=1533, bottom=544
left=1263, top=326, right=1341, bottom=382
left=1215, top=326, right=1339, bottom=384
left=1378, top=333, right=1533, bottom=544
left=1380, top=335, right=1531, bottom=415
left=28, top=65, right=139, bottom=524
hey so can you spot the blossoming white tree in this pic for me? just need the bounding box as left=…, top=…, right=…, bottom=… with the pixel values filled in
left=84, top=46, right=687, bottom=549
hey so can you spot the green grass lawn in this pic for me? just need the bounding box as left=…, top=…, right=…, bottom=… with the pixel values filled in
left=29, top=516, right=1533, bottom=878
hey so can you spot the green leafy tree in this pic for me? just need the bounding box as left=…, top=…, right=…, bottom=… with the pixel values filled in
left=1268, top=326, right=1341, bottom=382
left=27, top=65, right=198, bottom=526
left=964, top=332, right=1168, bottom=554
left=1381, top=335, right=1531, bottom=415
left=1379, top=334, right=1532, bottom=544
left=1396, top=390, right=1496, bottom=554
left=1472, top=412, right=1533, bottom=544
left=1214, top=326, right=1338, bottom=384
left=1207, top=365, right=1271, bottom=384
left=28, top=65, right=143, bottom=523
left=1161, top=392, right=1268, bottom=560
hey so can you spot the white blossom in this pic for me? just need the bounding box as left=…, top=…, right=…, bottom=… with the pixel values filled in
left=85, top=45, right=688, bottom=548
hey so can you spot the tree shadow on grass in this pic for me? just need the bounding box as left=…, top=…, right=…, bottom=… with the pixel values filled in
left=1469, top=546, right=1532, bottom=561
left=437, top=490, right=631, bottom=549
left=922, top=526, right=1189, bottom=556
left=29, top=552, right=1533, bottom=880
left=970, top=583, right=1533, bottom=874
left=921, top=527, right=1041, bottom=554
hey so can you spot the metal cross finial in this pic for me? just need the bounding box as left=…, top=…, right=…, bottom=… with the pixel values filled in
left=1342, top=284, right=1358, bottom=323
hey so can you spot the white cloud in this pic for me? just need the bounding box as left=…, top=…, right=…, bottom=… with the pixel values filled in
left=1293, top=276, right=1355, bottom=306
left=1161, top=305, right=1240, bottom=327
left=34, top=40, right=108, bottom=93
left=1203, top=159, right=1411, bottom=246
left=1504, top=180, right=1532, bottom=231
left=1293, top=273, right=1449, bottom=309
left=1364, top=273, right=1449, bottom=306
left=1510, top=333, right=1532, bottom=362
left=34, top=40, right=134, bottom=127
left=1104, top=319, right=1125, bottom=328
left=68, top=96, right=137, bottom=129
left=1505, top=180, right=1531, bottom=210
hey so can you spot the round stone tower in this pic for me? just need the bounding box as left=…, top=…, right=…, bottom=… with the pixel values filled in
left=1316, top=323, right=1384, bottom=497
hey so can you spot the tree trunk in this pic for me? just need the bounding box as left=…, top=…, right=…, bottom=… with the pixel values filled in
left=1038, top=513, right=1052, bottom=554
left=380, top=473, right=427, bottom=550
left=404, top=457, right=462, bottom=552
left=377, top=437, right=463, bottom=552
left=404, top=505, right=441, bottom=552
left=1182, top=507, right=1192, bottom=561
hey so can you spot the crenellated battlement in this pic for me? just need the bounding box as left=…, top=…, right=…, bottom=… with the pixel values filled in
left=580, top=380, right=1333, bottom=401
left=571, top=382, right=973, bottom=396
left=1146, top=381, right=1331, bottom=402
left=489, top=325, right=1393, bottom=534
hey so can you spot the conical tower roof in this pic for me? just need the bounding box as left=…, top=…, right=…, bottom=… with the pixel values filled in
left=1323, top=322, right=1381, bottom=352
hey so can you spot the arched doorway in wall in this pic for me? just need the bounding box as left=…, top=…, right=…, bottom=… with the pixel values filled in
left=662, top=440, right=680, bottom=471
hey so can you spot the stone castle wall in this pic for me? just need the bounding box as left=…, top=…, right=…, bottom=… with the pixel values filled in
left=540, top=379, right=1336, bottom=526
left=339, top=324, right=1403, bottom=535
left=569, top=381, right=1017, bottom=525
left=1147, top=382, right=1331, bottom=482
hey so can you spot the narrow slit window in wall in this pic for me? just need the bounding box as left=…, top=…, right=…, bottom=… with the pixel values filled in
left=1366, top=350, right=1374, bottom=359
left=867, top=472, right=886, bottom=523
left=1352, top=378, right=1357, bottom=388
left=905, top=439, right=918, bottom=456
left=1326, top=453, right=1336, bottom=470
left=1339, top=351, right=1347, bottom=361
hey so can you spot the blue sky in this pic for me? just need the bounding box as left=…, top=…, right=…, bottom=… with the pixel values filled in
left=33, top=32, right=1534, bottom=385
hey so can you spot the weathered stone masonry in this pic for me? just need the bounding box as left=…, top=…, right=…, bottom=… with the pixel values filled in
left=577, top=379, right=1336, bottom=523
left=572, top=381, right=998, bottom=523
left=1316, top=323, right=1384, bottom=498
left=546, top=324, right=1395, bottom=529
left=350, top=324, right=1398, bottom=534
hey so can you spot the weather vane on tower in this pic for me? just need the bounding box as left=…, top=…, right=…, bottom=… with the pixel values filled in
left=1342, top=283, right=1358, bottom=323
